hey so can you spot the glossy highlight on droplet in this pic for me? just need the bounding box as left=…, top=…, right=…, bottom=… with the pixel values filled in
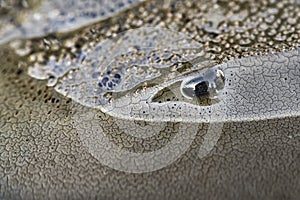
left=180, top=67, right=225, bottom=100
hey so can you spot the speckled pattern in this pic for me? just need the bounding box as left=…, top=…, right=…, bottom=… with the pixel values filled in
left=0, top=0, right=300, bottom=199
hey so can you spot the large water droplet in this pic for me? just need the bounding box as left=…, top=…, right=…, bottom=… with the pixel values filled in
left=180, top=67, right=225, bottom=100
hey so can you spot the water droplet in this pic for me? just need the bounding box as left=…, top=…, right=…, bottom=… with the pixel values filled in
left=180, top=67, right=225, bottom=100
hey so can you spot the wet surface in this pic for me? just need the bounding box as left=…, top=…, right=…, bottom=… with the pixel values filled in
left=0, top=0, right=300, bottom=199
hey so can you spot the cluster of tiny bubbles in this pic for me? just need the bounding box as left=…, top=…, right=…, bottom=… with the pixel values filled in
left=176, top=0, right=300, bottom=62
left=0, top=0, right=146, bottom=45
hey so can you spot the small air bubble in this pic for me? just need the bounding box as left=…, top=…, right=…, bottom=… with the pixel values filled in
left=114, top=73, right=121, bottom=79
left=102, top=77, right=109, bottom=85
